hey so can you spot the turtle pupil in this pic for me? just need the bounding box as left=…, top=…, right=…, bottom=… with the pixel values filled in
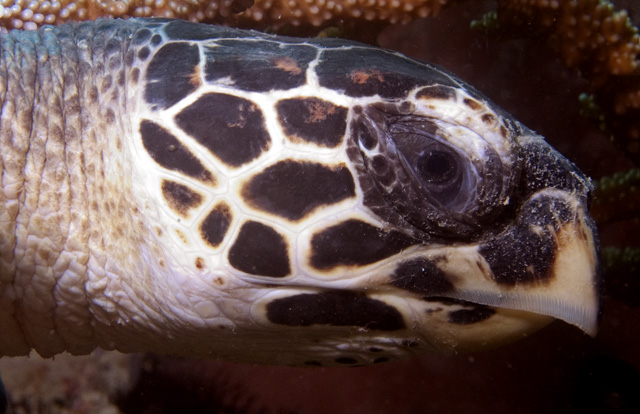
left=417, top=150, right=457, bottom=184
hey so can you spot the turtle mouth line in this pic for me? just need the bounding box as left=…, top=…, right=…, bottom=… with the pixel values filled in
left=441, top=189, right=600, bottom=336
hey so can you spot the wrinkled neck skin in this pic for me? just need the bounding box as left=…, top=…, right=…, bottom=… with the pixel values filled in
left=0, top=21, right=304, bottom=363
left=0, top=21, right=163, bottom=357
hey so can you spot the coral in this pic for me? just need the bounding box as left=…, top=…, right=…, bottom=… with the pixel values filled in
left=496, top=0, right=640, bottom=164
left=0, top=350, right=133, bottom=414
left=0, top=0, right=451, bottom=31
left=4, top=1, right=638, bottom=161
left=592, top=168, right=640, bottom=225
left=578, top=92, right=607, bottom=130
left=591, top=169, right=640, bottom=307
left=498, top=0, right=640, bottom=80
left=602, top=246, right=640, bottom=306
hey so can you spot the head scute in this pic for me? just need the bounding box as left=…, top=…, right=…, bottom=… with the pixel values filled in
left=0, top=18, right=600, bottom=367
left=128, top=19, right=601, bottom=366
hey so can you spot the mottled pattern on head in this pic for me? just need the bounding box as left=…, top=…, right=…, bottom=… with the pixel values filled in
left=0, top=19, right=601, bottom=366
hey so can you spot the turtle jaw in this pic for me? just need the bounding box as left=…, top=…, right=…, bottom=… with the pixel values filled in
left=368, top=122, right=602, bottom=347
left=511, top=133, right=602, bottom=336
left=444, top=189, right=601, bottom=337
left=342, top=94, right=601, bottom=351
left=359, top=186, right=601, bottom=358
left=410, top=132, right=603, bottom=339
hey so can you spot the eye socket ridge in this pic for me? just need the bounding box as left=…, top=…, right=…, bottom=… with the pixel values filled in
left=350, top=105, right=512, bottom=239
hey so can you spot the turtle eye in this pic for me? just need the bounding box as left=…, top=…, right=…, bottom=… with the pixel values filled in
left=392, top=132, right=472, bottom=210
left=416, top=145, right=462, bottom=197
left=352, top=104, right=511, bottom=239
left=415, top=144, right=465, bottom=207
left=417, top=149, right=457, bottom=183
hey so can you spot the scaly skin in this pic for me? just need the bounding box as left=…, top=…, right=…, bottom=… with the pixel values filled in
left=0, top=21, right=243, bottom=359
left=0, top=19, right=601, bottom=366
left=0, top=20, right=166, bottom=356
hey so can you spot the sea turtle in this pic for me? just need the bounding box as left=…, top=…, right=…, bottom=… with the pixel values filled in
left=0, top=18, right=601, bottom=367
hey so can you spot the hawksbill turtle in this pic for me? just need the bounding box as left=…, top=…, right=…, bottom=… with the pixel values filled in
left=0, top=18, right=601, bottom=367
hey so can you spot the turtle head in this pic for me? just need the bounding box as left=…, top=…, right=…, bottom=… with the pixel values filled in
left=172, top=37, right=601, bottom=365
left=344, top=73, right=601, bottom=350
left=99, top=22, right=601, bottom=366
left=243, top=45, right=601, bottom=365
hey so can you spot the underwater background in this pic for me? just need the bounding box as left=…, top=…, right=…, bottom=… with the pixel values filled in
left=1, top=0, right=639, bottom=413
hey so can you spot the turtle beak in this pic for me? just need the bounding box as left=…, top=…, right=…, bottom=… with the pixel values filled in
left=442, top=133, right=602, bottom=336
